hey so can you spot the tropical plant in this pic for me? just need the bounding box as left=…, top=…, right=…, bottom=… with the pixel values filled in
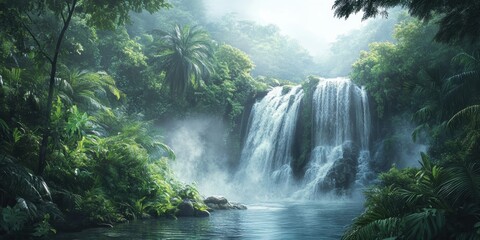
left=154, top=25, right=214, bottom=97
left=342, top=154, right=480, bottom=239
left=332, top=0, right=480, bottom=43
left=0, top=154, right=62, bottom=237
left=445, top=52, right=480, bottom=129
left=0, top=0, right=170, bottom=176
left=57, top=69, right=122, bottom=114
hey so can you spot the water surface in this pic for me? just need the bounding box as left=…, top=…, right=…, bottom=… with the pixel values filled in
left=55, top=200, right=362, bottom=239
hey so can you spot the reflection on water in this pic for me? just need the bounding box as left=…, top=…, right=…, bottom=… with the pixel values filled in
left=55, top=201, right=362, bottom=240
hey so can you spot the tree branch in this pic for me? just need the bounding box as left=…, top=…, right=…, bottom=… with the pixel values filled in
left=21, top=19, right=53, bottom=64
left=61, top=10, right=66, bottom=24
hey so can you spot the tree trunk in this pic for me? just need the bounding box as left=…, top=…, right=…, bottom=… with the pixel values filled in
left=37, top=0, right=77, bottom=176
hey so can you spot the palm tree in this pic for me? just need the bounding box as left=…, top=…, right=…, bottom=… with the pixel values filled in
left=445, top=52, right=480, bottom=129
left=57, top=68, right=122, bottom=114
left=154, top=25, right=214, bottom=97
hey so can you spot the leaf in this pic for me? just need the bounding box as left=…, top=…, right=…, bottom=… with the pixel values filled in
left=447, top=105, right=480, bottom=129
left=403, top=209, right=445, bottom=240
left=12, top=128, right=21, bottom=143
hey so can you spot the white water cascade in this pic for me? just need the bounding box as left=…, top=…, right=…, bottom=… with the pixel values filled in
left=299, top=78, right=371, bottom=198
left=236, top=86, right=304, bottom=198
left=238, top=78, right=372, bottom=199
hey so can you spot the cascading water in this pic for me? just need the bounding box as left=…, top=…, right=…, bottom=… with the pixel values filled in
left=236, top=85, right=304, bottom=198
left=238, top=78, right=372, bottom=199
left=299, top=78, right=371, bottom=198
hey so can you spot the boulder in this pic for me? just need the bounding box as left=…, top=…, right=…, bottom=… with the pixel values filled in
left=230, top=202, right=247, bottom=210
left=194, top=208, right=210, bottom=217
left=204, top=196, right=228, bottom=205
left=318, top=141, right=359, bottom=194
left=176, top=199, right=195, bottom=217
left=204, top=196, right=247, bottom=210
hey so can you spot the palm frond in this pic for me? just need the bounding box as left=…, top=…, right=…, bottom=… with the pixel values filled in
left=452, top=52, right=480, bottom=70
left=157, top=24, right=214, bottom=97
left=403, top=209, right=446, bottom=240
left=411, top=123, right=430, bottom=142
left=0, top=155, right=62, bottom=221
left=439, top=162, right=480, bottom=206
left=447, top=105, right=480, bottom=129
left=343, top=217, right=401, bottom=240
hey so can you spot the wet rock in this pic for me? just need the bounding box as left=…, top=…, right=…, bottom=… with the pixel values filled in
left=319, top=157, right=357, bottom=193
left=230, top=202, right=247, bottom=210
left=194, top=208, right=210, bottom=217
left=318, top=141, right=359, bottom=194
left=176, top=199, right=194, bottom=217
left=204, top=196, right=247, bottom=210
left=204, top=196, right=228, bottom=205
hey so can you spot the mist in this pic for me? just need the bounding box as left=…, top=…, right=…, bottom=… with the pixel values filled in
left=203, top=0, right=365, bottom=57
left=163, top=115, right=240, bottom=200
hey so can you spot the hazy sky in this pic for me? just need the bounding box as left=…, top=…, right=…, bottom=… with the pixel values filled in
left=203, top=0, right=365, bottom=56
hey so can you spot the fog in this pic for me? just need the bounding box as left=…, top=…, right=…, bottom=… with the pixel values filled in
left=163, top=115, right=240, bottom=200
left=203, top=0, right=366, bottom=56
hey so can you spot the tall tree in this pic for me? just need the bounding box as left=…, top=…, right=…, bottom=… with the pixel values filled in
left=332, top=0, right=480, bottom=43
left=0, top=0, right=169, bottom=175
left=154, top=25, right=214, bottom=97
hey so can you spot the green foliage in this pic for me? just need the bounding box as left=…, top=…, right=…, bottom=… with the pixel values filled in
left=32, top=214, right=56, bottom=237
left=0, top=156, right=62, bottom=238
left=153, top=25, right=214, bottom=97
left=333, top=0, right=480, bottom=44
left=351, top=18, right=459, bottom=120
left=320, top=8, right=406, bottom=77
left=0, top=205, right=29, bottom=234
left=343, top=154, right=480, bottom=239
left=215, top=44, right=254, bottom=79
left=207, top=15, right=318, bottom=82
left=58, top=69, right=123, bottom=114
left=78, top=189, right=123, bottom=224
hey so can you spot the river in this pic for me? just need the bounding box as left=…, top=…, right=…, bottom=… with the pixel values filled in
left=55, top=200, right=363, bottom=239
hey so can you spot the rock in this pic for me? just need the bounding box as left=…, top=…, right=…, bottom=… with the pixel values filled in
left=318, top=141, right=359, bottom=194
left=194, top=209, right=210, bottom=217
left=204, top=196, right=247, bottom=210
left=204, top=196, right=228, bottom=205
left=230, top=202, right=247, bottom=210
left=176, top=199, right=194, bottom=217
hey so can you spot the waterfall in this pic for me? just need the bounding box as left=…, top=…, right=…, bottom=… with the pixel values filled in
left=237, top=86, right=304, bottom=198
left=237, top=78, right=372, bottom=199
left=299, top=78, right=371, bottom=198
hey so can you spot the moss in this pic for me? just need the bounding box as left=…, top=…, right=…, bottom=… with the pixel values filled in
left=282, top=85, right=292, bottom=94
left=291, top=76, right=319, bottom=177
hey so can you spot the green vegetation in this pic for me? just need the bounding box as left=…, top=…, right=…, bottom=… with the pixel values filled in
left=333, top=1, right=480, bottom=239
left=0, top=0, right=277, bottom=238
left=1, top=0, right=480, bottom=238
left=153, top=25, right=214, bottom=97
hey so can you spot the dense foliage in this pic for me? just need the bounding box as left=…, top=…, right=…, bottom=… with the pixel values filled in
left=333, top=0, right=480, bottom=44
left=1, top=0, right=480, bottom=238
left=339, top=2, right=480, bottom=239
left=128, top=0, right=320, bottom=82
left=0, top=0, right=273, bottom=238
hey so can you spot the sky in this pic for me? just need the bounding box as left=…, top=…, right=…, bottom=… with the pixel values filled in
left=203, top=0, right=366, bottom=56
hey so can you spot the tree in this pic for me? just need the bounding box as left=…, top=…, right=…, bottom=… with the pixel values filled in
left=57, top=69, right=122, bottom=114
left=154, top=25, right=214, bottom=97
left=206, top=15, right=318, bottom=82
left=332, top=0, right=480, bottom=44
left=215, top=44, right=255, bottom=79
left=0, top=0, right=169, bottom=175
